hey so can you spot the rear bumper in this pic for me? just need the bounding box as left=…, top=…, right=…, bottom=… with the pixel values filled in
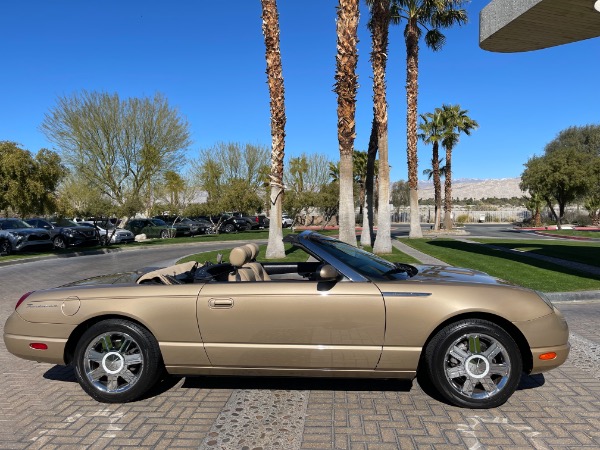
left=3, top=313, right=72, bottom=365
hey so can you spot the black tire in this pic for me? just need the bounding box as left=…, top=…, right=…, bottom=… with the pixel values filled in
left=159, top=230, right=169, bottom=239
left=0, top=239, right=11, bottom=256
left=423, top=319, right=522, bottom=409
left=73, top=319, right=163, bottom=403
left=53, top=235, right=67, bottom=249
left=224, top=224, right=235, bottom=233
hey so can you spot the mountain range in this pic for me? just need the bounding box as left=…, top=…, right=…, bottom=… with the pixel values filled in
left=417, top=178, right=526, bottom=200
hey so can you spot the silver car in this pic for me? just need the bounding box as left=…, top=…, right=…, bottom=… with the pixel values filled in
left=0, top=218, right=53, bottom=254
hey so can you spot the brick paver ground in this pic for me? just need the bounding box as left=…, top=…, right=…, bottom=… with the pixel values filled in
left=1, top=245, right=599, bottom=449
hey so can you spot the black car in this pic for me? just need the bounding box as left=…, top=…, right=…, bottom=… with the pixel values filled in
left=155, top=216, right=215, bottom=236
left=194, top=215, right=248, bottom=233
left=241, top=214, right=270, bottom=230
left=26, top=218, right=100, bottom=249
left=152, top=216, right=194, bottom=237
left=0, top=218, right=53, bottom=254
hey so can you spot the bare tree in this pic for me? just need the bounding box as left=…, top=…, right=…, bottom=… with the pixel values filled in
left=41, top=91, right=190, bottom=211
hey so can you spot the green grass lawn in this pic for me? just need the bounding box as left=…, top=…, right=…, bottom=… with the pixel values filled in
left=470, top=238, right=600, bottom=268
left=402, top=238, right=600, bottom=292
left=536, top=229, right=600, bottom=238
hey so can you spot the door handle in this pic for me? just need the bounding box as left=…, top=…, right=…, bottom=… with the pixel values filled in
left=208, top=298, right=234, bottom=308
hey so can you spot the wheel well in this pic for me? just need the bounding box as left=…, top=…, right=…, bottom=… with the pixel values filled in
left=419, top=312, right=533, bottom=374
left=63, top=314, right=157, bottom=365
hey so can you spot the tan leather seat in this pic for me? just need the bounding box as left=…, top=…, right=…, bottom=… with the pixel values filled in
left=243, top=243, right=271, bottom=281
left=228, top=246, right=256, bottom=282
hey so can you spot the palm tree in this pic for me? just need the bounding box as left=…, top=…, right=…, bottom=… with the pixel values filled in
left=418, top=108, right=445, bottom=231
left=365, top=0, right=393, bottom=254
left=440, top=104, right=478, bottom=230
left=391, top=0, right=468, bottom=238
left=334, top=0, right=360, bottom=246
left=362, top=116, right=378, bottom=247
left=260, top=0, right=286, bottom=258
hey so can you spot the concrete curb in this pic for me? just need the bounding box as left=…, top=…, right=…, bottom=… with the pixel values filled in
left=546, top=290, right=600, bottom=302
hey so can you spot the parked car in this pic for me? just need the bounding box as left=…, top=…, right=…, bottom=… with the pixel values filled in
left=195, top=215, right=248, bottom=233
left=0, top=218, right=53, bottom=254
left=4, top=231, right=569, bottom=408
left=152, top=216, right=193, bottom=237
left=229, top=212, right=270, bottom=230
left=282, top=214, right=294, bottom=228
left=124, top=218, right=175, bottom=239
left=245, top=215, right=270, bottom=229
left=79, top=221, right=135, bottom=245
left=188, top=217, right=216, bottom=235
left=25, top=218, right=98, bottom=249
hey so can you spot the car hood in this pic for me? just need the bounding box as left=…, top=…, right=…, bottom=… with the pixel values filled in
left=409, top=265, right=515, bottom=286
left=4, top=227, right=49, bottom=235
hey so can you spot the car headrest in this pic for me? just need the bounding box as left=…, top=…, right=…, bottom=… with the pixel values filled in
left=244, top=243, right=259, bottom=261
left=229, top=246, right=250, bottom=267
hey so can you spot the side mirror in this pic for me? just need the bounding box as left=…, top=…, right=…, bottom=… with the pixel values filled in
left=318, top=264, right=340, bottom=282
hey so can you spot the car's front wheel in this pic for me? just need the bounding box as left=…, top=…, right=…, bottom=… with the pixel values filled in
left=159, top=230, right=170, bottom=239
left=423, top=319, right=522, bottom=409
left=223, top=224, right=235, bottom=233
left=53, top=235, right=67, bottom=249
left=73, top=319, right=163, bottom=403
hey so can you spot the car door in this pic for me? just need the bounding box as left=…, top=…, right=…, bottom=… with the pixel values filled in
left=197, top=280, right=385, bottom=370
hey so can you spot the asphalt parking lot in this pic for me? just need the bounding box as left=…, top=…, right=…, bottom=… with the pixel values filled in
left=1, top=242, right=599, bottom=449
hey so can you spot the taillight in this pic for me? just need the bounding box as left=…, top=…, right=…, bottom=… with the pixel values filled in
left=15, top=291, right=33, bottom=310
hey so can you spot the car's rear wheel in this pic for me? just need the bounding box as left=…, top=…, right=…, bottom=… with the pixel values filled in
left=53, top=235, right=66, bottom=249
left=423, top=319, right=522, bottom=409
left=224, top=224, right=235, bottom=233
left=73, top=319, right=163, bottom=403
left=0, top=239, right=11, bottom=256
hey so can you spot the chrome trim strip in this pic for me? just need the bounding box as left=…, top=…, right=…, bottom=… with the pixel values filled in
left=382, top=292, right=432, bottom=297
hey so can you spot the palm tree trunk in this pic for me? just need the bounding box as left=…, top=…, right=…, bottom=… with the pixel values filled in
left=443, top=145, right=453, bottom=230
left=361, top=117, right=378, bottom=247
left=261, top=0, right=286, bottom=258
left=432, top=143, right=441, bottom=231
left=405, top=19, right=422, bottom=238
left=370, top=0, right=392, bottom=254
left=335, top=0, right=359, bottom=246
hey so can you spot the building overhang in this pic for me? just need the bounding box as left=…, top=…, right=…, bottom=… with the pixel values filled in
left=480, top=0, right=600, bottom=52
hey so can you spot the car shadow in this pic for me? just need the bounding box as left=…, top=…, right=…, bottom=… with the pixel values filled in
left=43, top=365, right=545, bottom=404
left=43, top=364, right=77, bottom=382
left=181, top=375, right=413, bottom=393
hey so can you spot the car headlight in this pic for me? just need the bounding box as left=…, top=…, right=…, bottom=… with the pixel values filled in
left=64, top=229, right=76, bottom=237
left=535, top=291, right=554, bottom=310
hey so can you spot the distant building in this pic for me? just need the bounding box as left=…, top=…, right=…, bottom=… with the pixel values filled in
left=480, top=0, right=600, bottom=52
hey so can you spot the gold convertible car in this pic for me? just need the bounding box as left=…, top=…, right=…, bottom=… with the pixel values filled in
left=4, top=231, right=569, bottom=408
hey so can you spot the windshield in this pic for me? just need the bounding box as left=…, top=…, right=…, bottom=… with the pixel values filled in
left=151, top=219, right=167, bottom=226
left=313, top=236, right=411, bottom=280
left=0, top=219, right=32, bottom=230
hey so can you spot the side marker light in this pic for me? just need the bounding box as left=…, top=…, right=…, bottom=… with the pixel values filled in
left=29, top=343, right=48, bottom=350
left=539, top=352, right=557, bottom=360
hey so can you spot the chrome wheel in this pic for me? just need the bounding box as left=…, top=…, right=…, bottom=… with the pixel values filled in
left=83, top=331, right=144, bottom=394
left=444, top=333, right=511, bottom=400
left=425, top=319, right=522, bottom=408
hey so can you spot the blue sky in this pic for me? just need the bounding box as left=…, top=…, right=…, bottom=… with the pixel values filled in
left=1, top=1, right=598, bottom=182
